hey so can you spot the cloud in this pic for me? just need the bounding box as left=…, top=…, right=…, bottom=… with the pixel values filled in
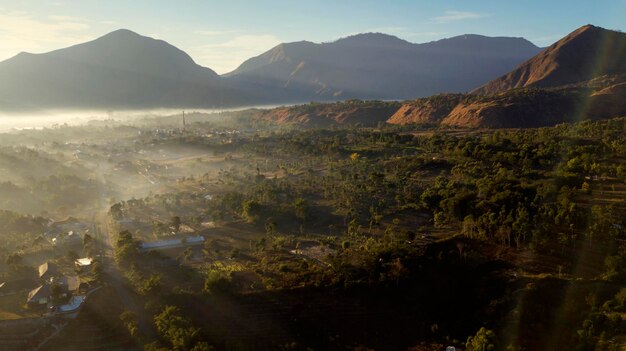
left=0, top=9, right=93, bottom=61
left=433, top=11, right=487, bottom=23
left=189, top=34, right=282, bottom=74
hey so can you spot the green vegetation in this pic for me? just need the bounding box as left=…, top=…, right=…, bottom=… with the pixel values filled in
left=103, top=116, right=626, bottom=350
left=0, top=110, right=624, bottom=350
left=150, top=306, right=211, bottom=351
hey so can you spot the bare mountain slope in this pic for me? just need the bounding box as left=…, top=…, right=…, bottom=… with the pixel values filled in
left=473, top=25, right=626, bottom=94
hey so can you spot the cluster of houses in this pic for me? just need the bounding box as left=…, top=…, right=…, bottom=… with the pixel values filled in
left=0, top=217, right=99, bottom=320
left=25, top=261, right=90, bottom=313
left=0, top=260, right=92, bottom=316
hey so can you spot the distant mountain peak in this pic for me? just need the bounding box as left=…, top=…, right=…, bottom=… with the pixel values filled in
left=575, top=24, right=603, bottom=33
left=86, top=28, right=153, bottom=45
left=335, top=32, right=405, bottom=41
left=38, top=29, right=219, bottom=77
left=332, top=32, right=411, bottom=47
left=102, top=28, right=142, bottom=37
left=88, top=28, right=170, bottom=48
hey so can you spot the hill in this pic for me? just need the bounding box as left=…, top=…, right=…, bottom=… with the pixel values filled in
left=226, top=33, right=541, bottom=100
left=251, top=100, right=401, bottom=127
left=386, top=94, right=466, bottom=125
left=473, top=25, right=626, bottom=94
left=388, top=79, right=626, bottom=129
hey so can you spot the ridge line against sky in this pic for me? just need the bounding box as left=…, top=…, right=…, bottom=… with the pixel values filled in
left=0, top=0, right=624, bottom=74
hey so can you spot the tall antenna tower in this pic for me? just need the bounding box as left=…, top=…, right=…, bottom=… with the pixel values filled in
left=182, top=110, right=186, bottom=132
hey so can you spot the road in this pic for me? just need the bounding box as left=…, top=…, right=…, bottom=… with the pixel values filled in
left=93, top=165, right=155, bottom=340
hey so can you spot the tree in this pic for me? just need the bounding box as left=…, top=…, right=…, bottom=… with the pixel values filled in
left=154, top=305, right=204, bottom=351
left=140, top=274, right=162, bottom=296
left=264, top=217, right=277, bottom=236
left=120, top=310, right=139, bottom=337
left=115, top=231, right=138, bottom=266
left=242, top=200, right=261, bottom=223
left=293, top=198, right=309, bottom=225
left=512, top=205, right=531, bottom=247
left=204, top=265, right=233, bottom=294
left=465, top=327, right=497, bottom=351
left=110, top=203, right=123, bottom=219
left=603, top=251, right=626, bottom=282
left=433, top=211, right=446, bottom=228
left=462, top=215, right=477, bottom=239
left=347, top=217, right=360, bottom=237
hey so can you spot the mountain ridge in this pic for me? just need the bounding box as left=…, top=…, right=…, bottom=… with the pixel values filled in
left=226, top=32, right=542, bottom=100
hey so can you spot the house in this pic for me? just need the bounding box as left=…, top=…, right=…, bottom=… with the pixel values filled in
left=0, top=279, right=38, bottom=296
left=27, top=276, right=80, bottom=306
left=75, top=257, right=93, bottom=268
left=27, top=284, right=52, bottom=305
left=58, top=276, right=80, bottom=292
left=38, top=262, right=60, bottom=280
left=52, top=231, right=83, bottom=247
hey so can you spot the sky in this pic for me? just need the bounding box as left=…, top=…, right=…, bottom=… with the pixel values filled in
left=0, top=1, right=624, bottom=74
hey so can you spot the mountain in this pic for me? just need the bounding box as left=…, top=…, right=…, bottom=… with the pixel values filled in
left=0, top=29, right=543, bottom=111
left=225, top=33, right=542, bottom=101
left=473, top=25, right=626, bottom=94
left=387, top=25, right=626, bottom=128
left=0, top=29, right=255, bottom=110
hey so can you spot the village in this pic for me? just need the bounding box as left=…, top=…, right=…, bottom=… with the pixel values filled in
left=0, top=219, right=96, bottom=310
left=0, top=209, right=218, bottom=351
